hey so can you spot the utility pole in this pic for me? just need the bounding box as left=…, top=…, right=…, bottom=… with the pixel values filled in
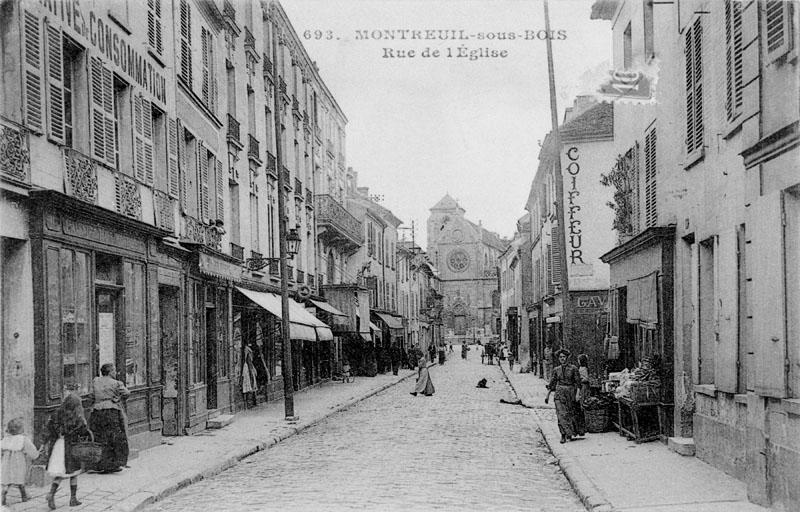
left=270, top=12, right=296, bottom=421
left=543, top=0, right=572, bottom=349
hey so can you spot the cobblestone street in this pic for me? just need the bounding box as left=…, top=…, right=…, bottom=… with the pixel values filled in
left=147, top=354, right=583, bottom=512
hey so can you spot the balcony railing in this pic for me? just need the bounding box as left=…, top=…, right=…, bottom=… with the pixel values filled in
left=62, top=147, right=97, bottom=204
left=318, top=273, right=324, bottom=287
left=262, top=53, right=273, bottom=78
left=227, top=114, right=241, bottom=147
left=230, top=243, right=244, bottom=261
left=248, top=134, right=260, bottom=163
left=297, top=270, right=304, bottom=284
left=292, top=96, right=301, bottom=117
left=305, top=189, right=313, bottom=205
left=315, top=194, right=364, bottom=247
left=266, top=151, right=277, bottom=177
left=278, top=76, right=288, bottom=99
left=281, top=166, right=291, bottom=190
left=269, top=259, right=280, bottom=276
left=294, top=178, right=303, bottom=197
left=244, top=26, right=255, bottom=52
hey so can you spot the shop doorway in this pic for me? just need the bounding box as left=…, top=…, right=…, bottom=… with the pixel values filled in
left=159, top=286, right=180, bottom=436
left=206, top=301, right=218, bottom=411
left=96, top=288, right=122, bottom=375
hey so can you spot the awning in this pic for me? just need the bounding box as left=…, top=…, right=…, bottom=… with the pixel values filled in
left=373, top=312, right=404, bottom=330
left=309, top=299, right=347, bottom=318
left=236, top=287, right=332, bottom=341
left=626, top=271, right=658, bottom=324
left=369, top=322, right=380, bottom=331
left=360, top=332, right=373, bottom=342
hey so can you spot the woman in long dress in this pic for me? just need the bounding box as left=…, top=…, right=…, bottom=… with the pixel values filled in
left=89, top=363, right=130, bottom=473
left=411, top=357, right=435, bottom=396
left=545, top=349, right=584, bottom=443
left=241, top=344, right=259, bottom=407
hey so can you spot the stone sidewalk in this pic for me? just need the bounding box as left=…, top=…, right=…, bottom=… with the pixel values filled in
left=2, top=370, right=417, bottom=512
left=497, top=361, right=769, bottom=512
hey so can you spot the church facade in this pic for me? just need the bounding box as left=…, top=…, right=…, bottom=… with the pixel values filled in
left=427, top=195, right=508, bottom=342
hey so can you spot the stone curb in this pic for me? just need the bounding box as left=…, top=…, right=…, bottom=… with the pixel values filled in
left=497, top=364, right=615, bottom=512
left=125, top=371, right=418, bottom=512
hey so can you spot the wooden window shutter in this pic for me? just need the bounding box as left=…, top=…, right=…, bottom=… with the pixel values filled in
left=89, top=56, right=106, bottom=162
left=147, top=0, right=163, bottom=55
left=45, top=22, right=65, bottom=144
left=177, top=121, right=189, bottom=212
left=101, top=66, right=116, bottom=168
left=141, top=97, right=154, bottom=185
left=725, top=0, right=744, bottom=121
left=750, top=191, right=787, bottom=398
left=179, top=0, right=192, bottom=86
left=684, top=28, right=694, bottom=154
left=644, top=128, right=657, bottom=228
left=201, top=28, right=209, bottom=105
left=167, top=117, right=179, bottom=198
left=210, top=33, right=218, bottom=114
left=550, top=225, right=562, bottom=285
left=22, top=10, right=45, bottom=133
left=133, top=94, right=144, bottom=181
left=715, top=229, right=738, bottom=393
left=198, top=143, right=210, bottom=221
left=763, top=1, right=792, bottom=63
left=692, top=18, right=703, bottom=153
left=216, top=157, right=224, bottom=222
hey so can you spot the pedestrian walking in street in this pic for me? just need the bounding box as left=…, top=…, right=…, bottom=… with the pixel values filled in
left=461, top=343, right=469, bottom=360
left=43, top=393, right=92, bottom=509
left=89, top=363, right=130, bottom=473
left=241, top=344, right=259, bottom=407
left=448, top=343, right=454, bottom=354
left=543, top=341, right=554, bottom=380
left=1, top=418, right=39, bottom=505
left=411, top=357, right=435, bottom=396
left=389, top=342, right=402, bottom=375
left=544, top=349, right=584, bottom=443
left=508, top=351, right=515, bottom=372
left=428, top=343, right=436, bottom=365
left=438, top=345, right=446, bottom=365
left=480, top=343, right=486, bottom=364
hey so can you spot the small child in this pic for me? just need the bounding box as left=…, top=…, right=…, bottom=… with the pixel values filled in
left=1, top=417, right=39, bottom=505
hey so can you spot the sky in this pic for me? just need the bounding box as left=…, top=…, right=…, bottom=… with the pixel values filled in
left=280, top=0, right=613, bottom=249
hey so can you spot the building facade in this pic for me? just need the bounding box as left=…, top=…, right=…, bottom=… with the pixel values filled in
left=592, top=0, right=799, bottom=508
left=427, top=195, right=507, bottom=345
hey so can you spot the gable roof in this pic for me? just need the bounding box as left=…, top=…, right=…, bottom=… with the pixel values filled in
left=430, top=194, right=464, bottom=212
left=560, top=102, right=613, bottom=142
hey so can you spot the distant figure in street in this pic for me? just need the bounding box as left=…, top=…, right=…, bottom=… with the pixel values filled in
left=428, top=343, right=436, bottom=365
left=545, top=349, right=584, bottom=443
left=408, top=344, right=420, bottom=369
left=543, top=342, right=554, bottom=381
left=438, top=345, right=446, bottom=365
left=486, top=343, right=495, bottom=365
left=480, top=344, right=486, bottom=364
left=411, top=357, right=435, bottom=396
left=43, top=393, right=91, bottom=509
left=461, top=343, right=469, bottom=360
left=241, top=344, right=259, bottom=407
left=389, top=343, right=402, bottom=376
left=89, top=363, right=130, bottom=473
left=448, top=343, right=454, bottom=354
left=508, top=351, right=515, bottom=372
left=2, top=417, right=39, bottom=505
left=476, top=378, right=488, bottom=388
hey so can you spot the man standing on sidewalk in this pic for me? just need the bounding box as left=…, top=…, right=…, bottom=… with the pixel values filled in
left=389, top=343, right=402, bottom=376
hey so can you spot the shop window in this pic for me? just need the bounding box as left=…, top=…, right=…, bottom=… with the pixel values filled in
left=189, top=282, right=206, bottom=385
left=46, top=247, right=92, bottom=398
left=123, top=261, right=147, bottom=387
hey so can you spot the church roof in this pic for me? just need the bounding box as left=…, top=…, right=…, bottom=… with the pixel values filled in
left=430, top=194, right=464, bottom=212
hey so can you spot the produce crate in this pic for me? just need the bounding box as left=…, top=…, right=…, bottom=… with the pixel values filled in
left=584, top=408, right=610, bottom=433
left=630, top=381, right=660, bottom=403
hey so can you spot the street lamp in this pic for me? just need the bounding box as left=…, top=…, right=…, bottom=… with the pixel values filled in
left=286, top=227, right=301, bottom=258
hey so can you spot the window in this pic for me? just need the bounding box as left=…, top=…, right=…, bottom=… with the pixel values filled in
left=698, top=237, right=716, bottom=384
left=623, top=22, right=632, bottom=68
left=250, top=191, right=260, bottom=252
left=152, top=106, right=168, bottom=191
left=267, top=182, right=276, bottom=257
left=46, top=247, right=91, bottom=397
left=182, top=130, right=198, bottom=216
left=725, top=0, right=743, bottom=122
left=685, top=17, right=704, bottom=158
left=644, top=0, right=654, bottom=59
left=124, top=261, right=147, bottom=386
left=201, top=27, right=217, bottom=112
left=60, top=37, right=84, bottom=149
left=147, top=0, right=163, bottom=55
left=644, top=127, right=657, bottom=227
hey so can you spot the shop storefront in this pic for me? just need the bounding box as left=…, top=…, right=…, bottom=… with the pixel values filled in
left=30, top=192, right=170, bottom=450
left=371, top=311, right=404, bottom=373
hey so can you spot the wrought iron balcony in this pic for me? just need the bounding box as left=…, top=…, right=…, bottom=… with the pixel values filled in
left=305, top=189, right=313, bottom=206
left=247, top=134, right=261, bottom=164
left=243, top=26, right=255, bottom=53
left=266, top=151, right=277, bottom=178
left=302, top=112, right=311, bottom=133
left=262, top=53, right=273, bottom=79
left=269, top=259, right=280, bottom=276
left=223, top=0, right=236, bottom=21
left=292, top=96, right=301, bottom=118
left=278, top=76, right=289, bottom=102
left=294, top=178, right=303, bottom=197
left=230, top=242, right=244, bottom=261
left=281, top=166, right=291, bottom=191
left=61, top=147, right=97, bottom=204
left=315, top=194, right=363, bottom=254
left=227, top=114, right=241, bottom=148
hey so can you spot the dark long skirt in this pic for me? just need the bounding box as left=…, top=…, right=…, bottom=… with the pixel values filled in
left=89, top=409, right=129, bottom=471
left=553, top=385, right=580, bottom=437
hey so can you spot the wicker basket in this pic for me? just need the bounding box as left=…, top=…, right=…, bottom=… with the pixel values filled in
left=584, top=408, right=610, bottom=433
left=71, top=432, right=103, bottom=466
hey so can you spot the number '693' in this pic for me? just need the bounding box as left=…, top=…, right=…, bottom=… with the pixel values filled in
left=303, top=30, right=334, bottom=40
